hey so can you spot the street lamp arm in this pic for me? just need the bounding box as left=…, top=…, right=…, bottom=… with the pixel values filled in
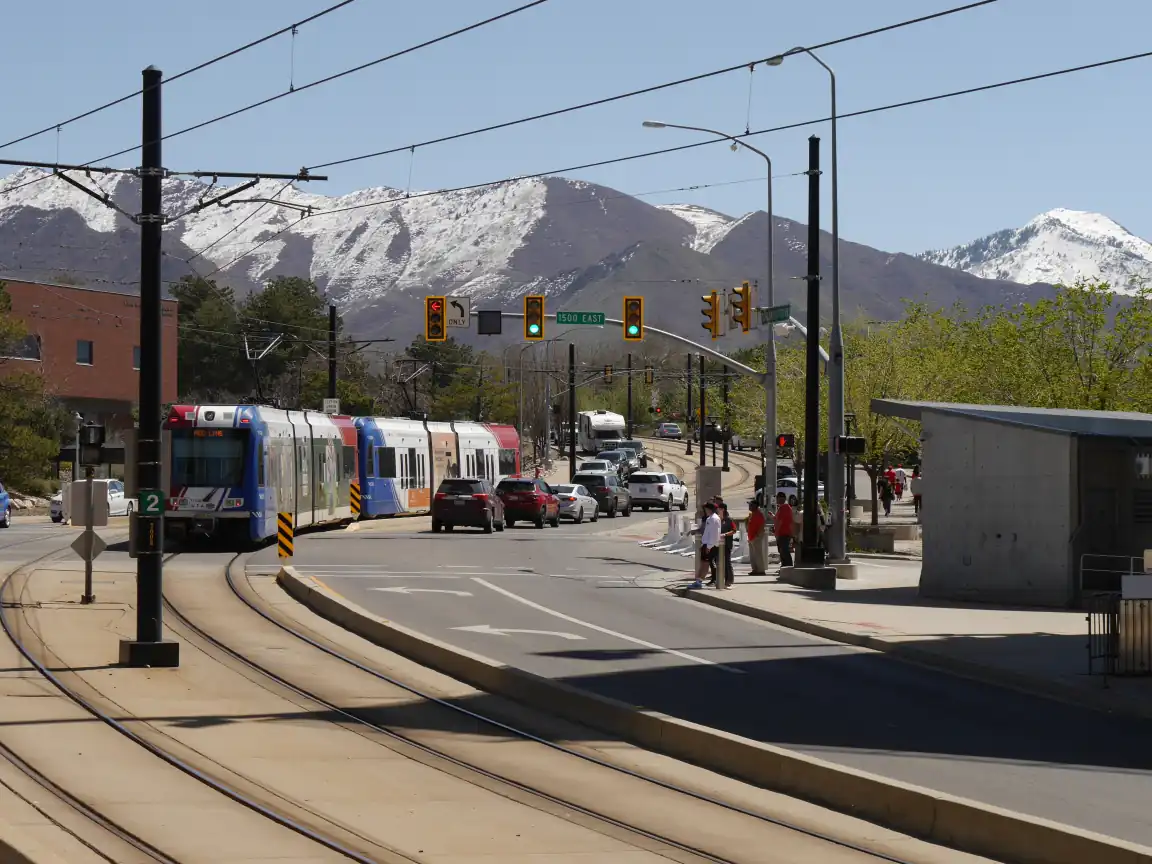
left=643, top=120, right=771, bottom=167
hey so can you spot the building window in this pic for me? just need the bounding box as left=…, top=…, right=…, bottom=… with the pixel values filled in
left=76, top=340, right=94, bottom=365
left=132, top=346, right=141, bottom=370
left=1, top=334, right=41, bottom=361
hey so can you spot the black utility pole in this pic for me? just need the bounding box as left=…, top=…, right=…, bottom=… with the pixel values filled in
left=721, top=366, right=730, bottom=472
left=568, top=343, right=577, bottom=480
left=799, top=135, right=825, bottom=567
left=698, top=354, right=706, bottom=468
left=626, top=352, right=633, bottom=439
left=685, top=353, right=693, bottom=456
left=327, top=303, right=337, bottom=401
left=474, top=358, right=483, bottom=421
left=121, top=67, right=176, bottom=668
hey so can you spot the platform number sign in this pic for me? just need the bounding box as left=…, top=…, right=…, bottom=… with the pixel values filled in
left=139, top=489, right=164, bottom=516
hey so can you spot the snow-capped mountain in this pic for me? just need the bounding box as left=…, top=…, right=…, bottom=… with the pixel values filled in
left=0, top=166, right=1050, bottom=342
left=919, top=209, right=1152, bottom=294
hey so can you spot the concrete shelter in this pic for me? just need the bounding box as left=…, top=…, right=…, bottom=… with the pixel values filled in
left=871, top=400, right=1152, bottom=608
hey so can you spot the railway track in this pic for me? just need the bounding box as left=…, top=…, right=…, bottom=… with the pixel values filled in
left=0, top=523, right=925, bottom=863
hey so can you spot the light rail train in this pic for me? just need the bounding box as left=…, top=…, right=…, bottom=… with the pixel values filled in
left=162, top=404, right=520, bottom=544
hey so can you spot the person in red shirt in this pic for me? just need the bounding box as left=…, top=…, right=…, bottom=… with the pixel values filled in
left=772, top=492, right=794, bottom=569
left=746, top=499, right=768, bottom=575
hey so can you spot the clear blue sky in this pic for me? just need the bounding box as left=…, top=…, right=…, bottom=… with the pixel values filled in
left=0, top=0, right=1147, bottom=254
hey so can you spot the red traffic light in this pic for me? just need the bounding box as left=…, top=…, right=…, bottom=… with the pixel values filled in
left=430, top=300, right=442, bottom=312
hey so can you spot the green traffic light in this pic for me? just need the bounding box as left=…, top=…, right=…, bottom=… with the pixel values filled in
left=627, top=325, right=639, bottom=335
left=528, top=323, right=540, bottom=334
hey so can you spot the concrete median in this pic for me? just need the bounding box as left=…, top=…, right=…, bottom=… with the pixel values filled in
left=277, top=564, right=1152, bottom=864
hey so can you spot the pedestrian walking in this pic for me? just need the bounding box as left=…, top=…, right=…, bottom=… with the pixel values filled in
left=910, top=467, right=923, bottom=518
left=690, top=502, right=721, bottom=589
left=718, top=501, right=736, bottom=589
left=746, top=500, right=767, bottom=575
left=772, top=492, right=794, bottom=570
left=879, top=477, right=894, bottom=517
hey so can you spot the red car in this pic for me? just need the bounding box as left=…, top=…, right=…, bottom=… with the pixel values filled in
left=496, top=477, right=561, bottom=529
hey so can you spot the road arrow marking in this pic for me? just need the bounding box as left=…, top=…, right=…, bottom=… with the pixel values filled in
left=452, top=624, right=585, bottom=640
left=370, top=587, right=473, bottom=596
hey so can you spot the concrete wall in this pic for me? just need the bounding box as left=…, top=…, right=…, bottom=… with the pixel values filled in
left=921, top=412, right=1076, bottom=607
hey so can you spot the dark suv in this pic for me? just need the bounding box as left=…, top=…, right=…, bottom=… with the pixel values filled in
left=571, top=471, right=631, bottom=517
left=496, top=477, right=560, bottom=529
left=432, top=478, right=505, bottom=533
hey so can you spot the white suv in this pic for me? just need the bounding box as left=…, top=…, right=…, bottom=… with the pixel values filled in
left=627, top=471, right=689, bottom=511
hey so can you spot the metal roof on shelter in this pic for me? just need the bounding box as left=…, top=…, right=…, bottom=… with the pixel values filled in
left=871, top=400, right=1152, bottom=438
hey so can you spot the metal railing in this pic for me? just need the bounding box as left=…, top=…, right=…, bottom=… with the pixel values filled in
left=1086, top=592, right=1152, bottom=677
left=1079, top=553, right=1143, bottom=594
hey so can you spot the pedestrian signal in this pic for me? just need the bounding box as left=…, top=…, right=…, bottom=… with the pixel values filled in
left=623, top=296, right=644, bottom=341
left=425, top=296, right=447, bottom=342
left=524, top=295, right=545, bottom=340
left=701, top=291, right=720, bottom=340
left=730, top=281, right=752, bottom=334
left=776, top=433, right=795, bottom=449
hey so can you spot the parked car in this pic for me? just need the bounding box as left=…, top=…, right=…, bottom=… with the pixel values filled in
left=616, top=439, right=648, bottom=468
left=595, top=449, right=633, bottom=478
left=107, top=480, right=133, bottom=516
left=0, top=482, right=10, bottom=528
left=627, top=471, right=689, bottom=512
left=571, top=471, right=631, bottom=517
left=432, top=477, right=505, bottom=533
left=551, top=484, right=599, bottom=523
left=50, top=491, right=64, bottom=523
left=496, top=477, right=560, bottom=529
left=656, top=422, right=682, bottom=439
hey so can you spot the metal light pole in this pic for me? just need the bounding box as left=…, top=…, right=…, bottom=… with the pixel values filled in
left=643, top=120, right=776, bottom=503
left=768, top=48, right=845, bottom=560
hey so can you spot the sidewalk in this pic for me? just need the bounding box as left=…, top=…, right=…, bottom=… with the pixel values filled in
left=668, top=564, right=1152, bottom=720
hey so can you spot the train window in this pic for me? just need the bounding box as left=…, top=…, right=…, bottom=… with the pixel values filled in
left=418, top=453, right=426, bottom=488
left=257, top=446, right=266, bottom=487
left=498, top=448, right=517, bottom=476
left=364, top=445, right=375, bottom=477
left=407, top=448, right=417, bottom=488
left=379, top=447, right=397, bottom=479
left=474, top=448, right=485, bottom=479
left=342, top=446, right=356, bottom=480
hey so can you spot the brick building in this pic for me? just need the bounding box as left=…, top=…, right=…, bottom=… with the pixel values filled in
left=0, top=279, right=178, bottom=462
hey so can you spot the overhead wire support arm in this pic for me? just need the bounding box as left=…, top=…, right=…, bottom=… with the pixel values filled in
left=171, top=179, right=259, bottom=221
left=0, top=157, right=123, bottom=174
left=52, top=171, right=139, bottom=223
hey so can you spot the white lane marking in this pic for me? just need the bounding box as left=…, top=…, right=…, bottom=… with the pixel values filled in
left=471, top=578, right=744, bottom=674
left=370, top=587, right=473, bottom=596
left=440, top=565, right=480, bottom=569
left=854, top=561, right=897, bottom=569
left=308, top=572, right=463, bottom=579
left=453, top=624, right=584, bottom=640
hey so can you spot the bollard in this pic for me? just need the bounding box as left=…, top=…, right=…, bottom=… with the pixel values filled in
left=277, top=512, right=294, bottom=559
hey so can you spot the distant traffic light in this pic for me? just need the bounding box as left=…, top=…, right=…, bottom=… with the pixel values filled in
left=644, top=365, right=654, bottom=385
left=524, top=295, right=545, bottom=340
left=623, top=296, right=644, bottom=341
left=701, top=291, right=720, bottom=340
left=730, top=281, right=752, bottom=334
left=776, top=433, right=795, bottom=449
left=425, top=295, right=447, bottom=342
left=604, top=365, right=613, bottom=384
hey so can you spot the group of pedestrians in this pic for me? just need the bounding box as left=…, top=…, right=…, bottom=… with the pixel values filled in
left=877, top=464, right=922, bottom=518
left=688, top=492, right=798, bottom=589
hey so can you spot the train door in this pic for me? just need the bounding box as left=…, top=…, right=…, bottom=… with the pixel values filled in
left=296, top=436, right=312, bottom=527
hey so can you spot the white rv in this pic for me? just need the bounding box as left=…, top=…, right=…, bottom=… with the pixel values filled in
left=577, top=410, right=626, bottom=454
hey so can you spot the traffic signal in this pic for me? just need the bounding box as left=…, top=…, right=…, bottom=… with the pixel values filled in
left=604, top=365, right=613, bottom=384
left=623, top=296, right=644, bottom=341
left=730, top=281, right=752, bottom=334
left=644, top=365, right=654, bottom=385
left=425, top=295, right=447, bottom=342
left=776, top=433, right=796, bottom=449
left=701, top=291, right=720, bottom=340
left=524, top=294, right=545, bottom=340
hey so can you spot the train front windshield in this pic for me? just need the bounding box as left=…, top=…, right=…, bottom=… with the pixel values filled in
left=171, top=428, right=248, bottom=488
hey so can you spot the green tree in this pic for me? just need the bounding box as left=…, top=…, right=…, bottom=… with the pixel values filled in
left=170, top=276, right=247, bottom=400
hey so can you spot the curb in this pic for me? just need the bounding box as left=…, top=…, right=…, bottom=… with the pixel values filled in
left=667, top=586, right=1152, bottom=723
left=277, top=564, right=1152, bottom=864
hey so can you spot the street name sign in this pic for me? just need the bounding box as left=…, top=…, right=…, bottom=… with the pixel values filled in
left=759, top=304, right=792, bottom=325
left=446, top=296, right=470, bottom=328
left=556, top=311, right=605, bottom=326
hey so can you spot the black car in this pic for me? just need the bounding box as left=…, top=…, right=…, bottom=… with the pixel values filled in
left=570, top=471, right=631, bottom=517
left=432, top=477, right=505, bottom=533
left=595, top=449, right=633, bottom=478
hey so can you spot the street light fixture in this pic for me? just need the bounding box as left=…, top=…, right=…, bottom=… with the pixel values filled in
left=765, top=46, right=846, bottom=564
left=642, top=119, right=779, bottom=507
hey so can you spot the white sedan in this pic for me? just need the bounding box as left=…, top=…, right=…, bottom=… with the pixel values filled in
left=552, top=484, right=599, bottom=523
left=627, top=471, right=689, bottom=511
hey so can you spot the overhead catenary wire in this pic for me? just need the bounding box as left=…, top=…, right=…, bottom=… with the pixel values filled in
left=304, top=0, right=999, bottom=171
left=83, top=0, right=553, bottom=167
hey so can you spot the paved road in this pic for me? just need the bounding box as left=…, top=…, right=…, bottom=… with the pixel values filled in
left=252, top=509, right=1152, bottom=848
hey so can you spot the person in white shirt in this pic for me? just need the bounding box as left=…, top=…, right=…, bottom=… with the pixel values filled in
left=691, top=503, right=722, bottom=589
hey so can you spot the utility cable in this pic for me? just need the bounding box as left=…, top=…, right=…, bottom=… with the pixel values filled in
left=305, top=0, right=999, bottom=171
left=201, top=44, right=1152, bottom=275
left=84, top=0, right=553, bottom=166
left=0, top=0, right=359, bottom=154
